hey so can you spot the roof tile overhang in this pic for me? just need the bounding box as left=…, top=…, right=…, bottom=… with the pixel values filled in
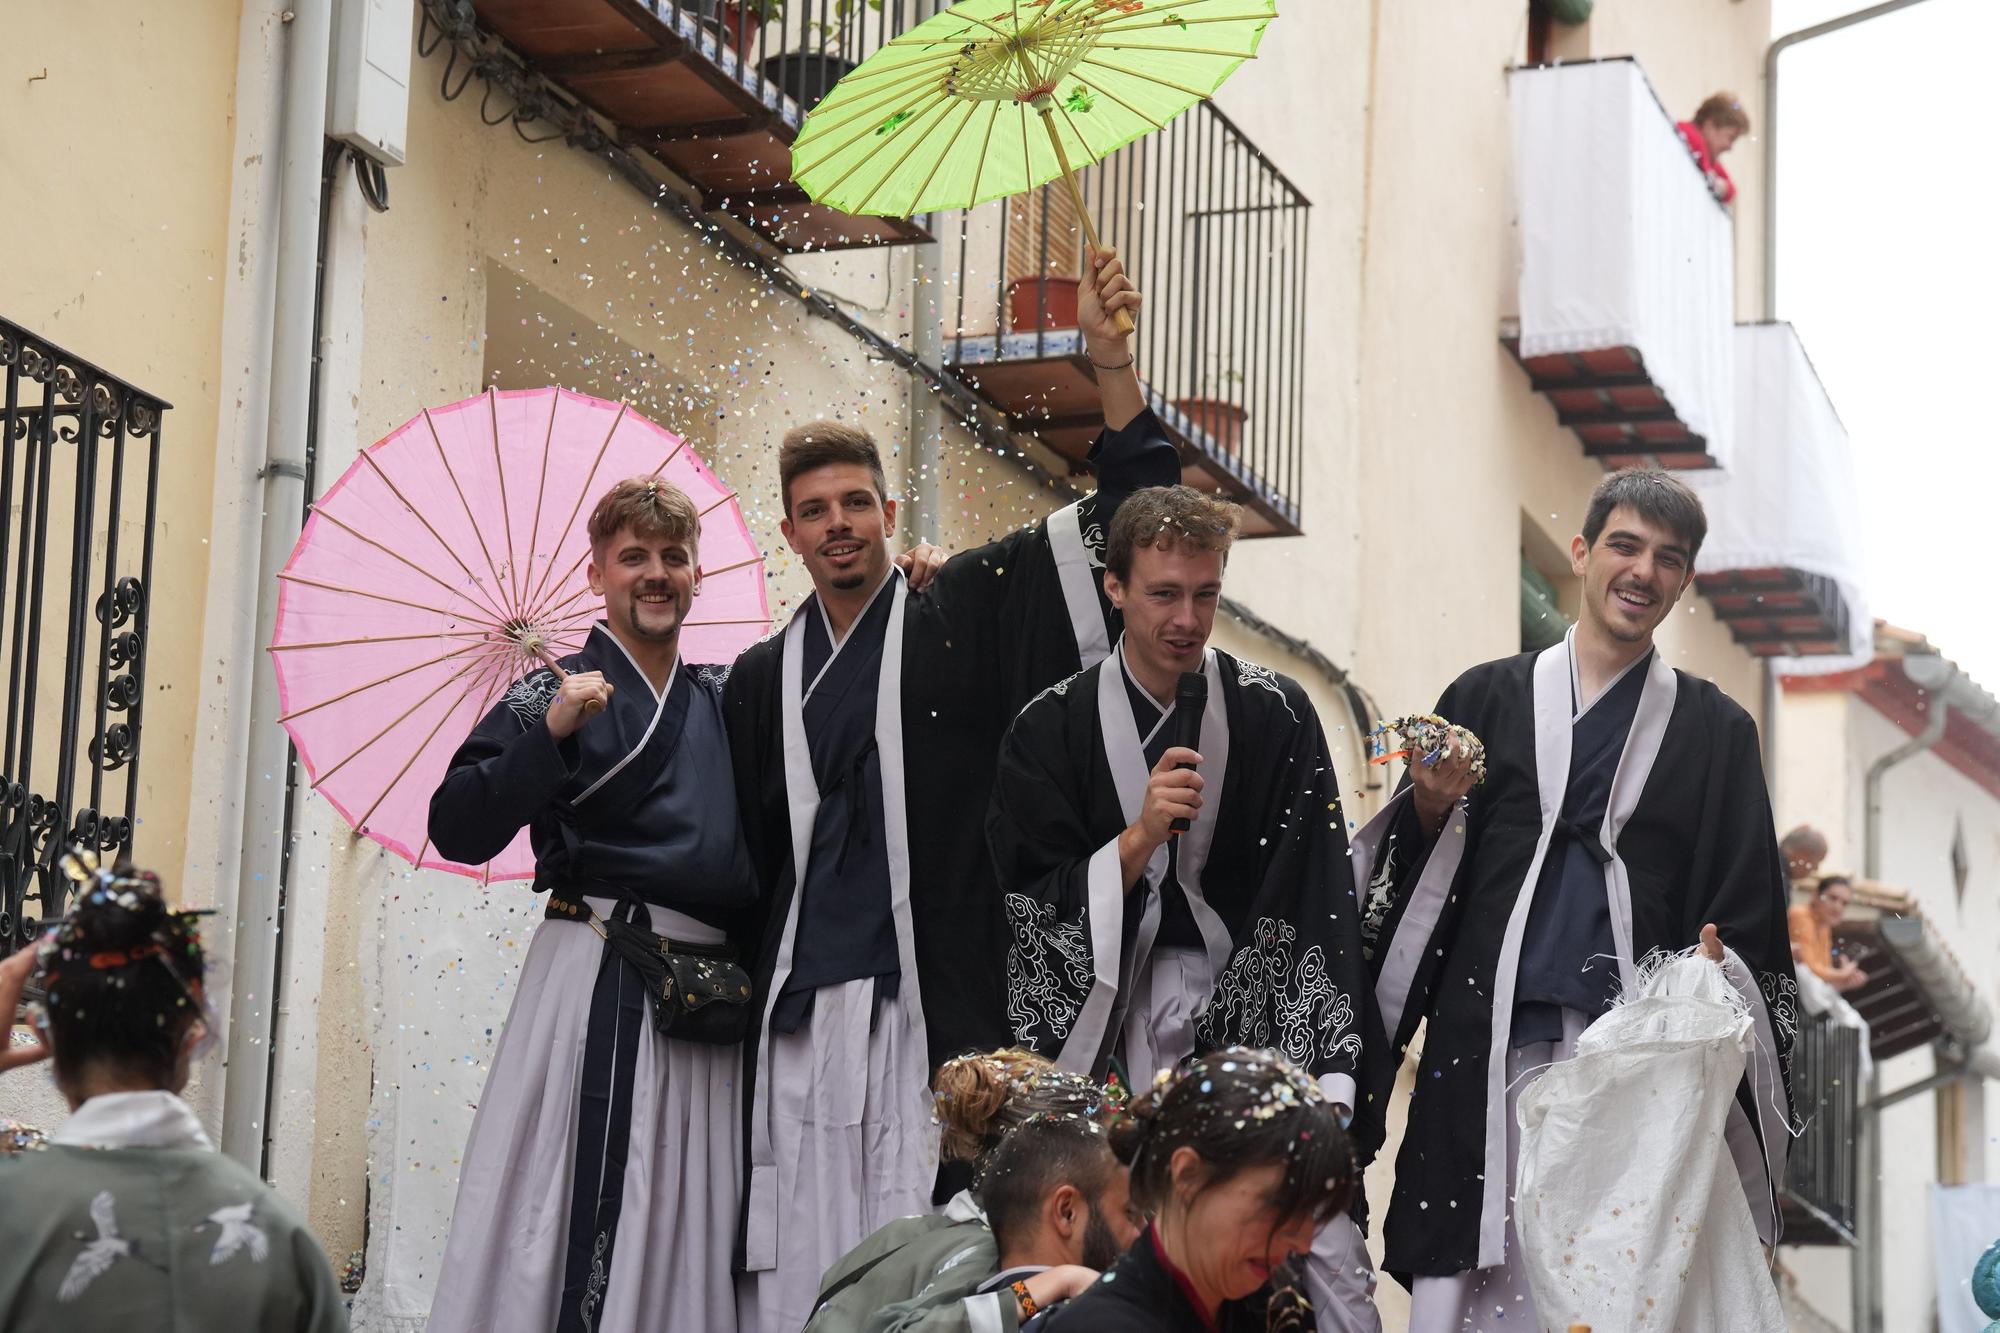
left=1783, top=621, right=2000, bottom=800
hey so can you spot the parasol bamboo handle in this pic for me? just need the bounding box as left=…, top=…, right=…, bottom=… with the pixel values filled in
left=1038, top=108, right=1136, bottom=337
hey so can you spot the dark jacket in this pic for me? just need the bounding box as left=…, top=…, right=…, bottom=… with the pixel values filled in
left=1043, top=1230, right=1315, bottom=1333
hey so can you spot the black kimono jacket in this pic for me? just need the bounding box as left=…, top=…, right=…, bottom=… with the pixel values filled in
left=988, top=644, right=1381, bottom=1155
left=1349, top=633, right=1798, bottom=1281
left=1043, top=1230, right=1317, bottom=1333
left=721, top=415, right=1178, bottom=1249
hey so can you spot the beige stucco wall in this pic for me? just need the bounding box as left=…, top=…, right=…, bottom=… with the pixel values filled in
left=0, top=0, right=243, bottom=896
left=0, top=0, right=249, bottom=1138
left=1775, top=687, right=2000, bottom=1330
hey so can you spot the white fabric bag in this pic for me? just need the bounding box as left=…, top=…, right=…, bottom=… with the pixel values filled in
left=1515, top=953, right=1785, bottom=1332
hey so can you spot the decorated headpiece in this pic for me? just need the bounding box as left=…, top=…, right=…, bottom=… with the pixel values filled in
left=35, top=848, right=209, bottom=1007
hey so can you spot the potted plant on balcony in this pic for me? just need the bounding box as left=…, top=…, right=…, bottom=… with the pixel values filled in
left=694, top=0, right=776, bottom=57
left=1006, top=271, right=1084, bottom=332
left=1175, top=369, right=1249, bottom=456
left=761, top=0, right=878, bottom=112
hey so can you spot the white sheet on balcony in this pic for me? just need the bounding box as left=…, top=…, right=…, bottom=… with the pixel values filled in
left=1686, top=322, right=1872, bottom=671
left=1512, top=59, right=1735, bottom=467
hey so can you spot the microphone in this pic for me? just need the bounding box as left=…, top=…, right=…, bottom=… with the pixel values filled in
left=1167, top=670, right=1207, bottom=834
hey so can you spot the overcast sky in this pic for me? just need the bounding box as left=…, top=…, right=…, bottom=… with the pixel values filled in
left=1768, top=0, right=2000, bottom=685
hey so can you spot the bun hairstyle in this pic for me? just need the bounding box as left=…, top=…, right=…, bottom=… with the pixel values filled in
left=1110, top=1047, right=1355, bottom=1230
left=933, top=1047, right=1113, bottom=1164
left=34, top=849, right=208, bottom=1092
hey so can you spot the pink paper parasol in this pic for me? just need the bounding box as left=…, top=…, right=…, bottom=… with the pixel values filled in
left=271, top=386, right=769, bottom=882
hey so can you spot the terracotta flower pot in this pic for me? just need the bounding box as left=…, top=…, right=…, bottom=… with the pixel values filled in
left=1175, top=397, right=1249, bottom=456
left=1007, top=276, right=1082, bottom=332
left=715, top=1, right=762, bottom=55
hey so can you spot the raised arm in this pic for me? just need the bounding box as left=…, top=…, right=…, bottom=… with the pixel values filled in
left=1078, top=248, right=1178, bottom=511
left=427, top=668, right=582, bottom=867
left=1081, top=246, right=1144, bottom=432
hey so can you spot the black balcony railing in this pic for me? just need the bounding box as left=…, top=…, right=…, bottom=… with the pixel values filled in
left=946, top=100, right=1310, bottom=536
left=444, top=0, right=945, bottom=250
left=0, top=318, right=167, bottom=951
left=1781, top=1009, right=1861, bottom=1246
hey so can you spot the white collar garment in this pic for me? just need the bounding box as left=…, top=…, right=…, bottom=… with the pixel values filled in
left=52, top=1090, right=214, bottom=1151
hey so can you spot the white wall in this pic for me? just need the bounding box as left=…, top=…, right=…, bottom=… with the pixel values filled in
left=1775, top=688, right=2000, bottom=1330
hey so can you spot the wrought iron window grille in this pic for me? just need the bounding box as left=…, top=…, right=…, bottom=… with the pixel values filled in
left=0, top=317, right=167, bottom=951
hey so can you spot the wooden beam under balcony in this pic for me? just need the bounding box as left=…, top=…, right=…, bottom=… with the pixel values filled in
left=1501, top=327, right=1720, bottom=470
left=1695, top=567, right=1851, bottom=656
left=468, top=0, right=931, bottom=252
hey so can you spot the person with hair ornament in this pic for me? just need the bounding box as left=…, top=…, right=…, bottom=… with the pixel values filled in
left=1044, top=1049, right=1357, bottom=1333
left=0, top=851, right=347, bottom=1330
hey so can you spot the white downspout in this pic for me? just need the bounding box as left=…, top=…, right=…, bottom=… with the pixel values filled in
left=220, top=0, right=334, bottom=1169
left=1852, top=649, right=1951, bottom=1333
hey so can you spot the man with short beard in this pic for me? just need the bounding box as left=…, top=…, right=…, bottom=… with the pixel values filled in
left=805, top=1116, right=1139, bottom=1333
left=723, top=250, right=1177, bottom=1332
left=1351, top=468, right=1799, bottom=1330
left=428, top=478, right=758, bottom=1333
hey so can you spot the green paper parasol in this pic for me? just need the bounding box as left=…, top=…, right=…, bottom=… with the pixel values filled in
left=790, top=0, right=1277, bottom=224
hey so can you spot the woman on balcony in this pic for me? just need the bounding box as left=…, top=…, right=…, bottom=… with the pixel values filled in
left=1789, top=874, right=1870, bottom=993
left=1676, top=92, right=1750, bottom=205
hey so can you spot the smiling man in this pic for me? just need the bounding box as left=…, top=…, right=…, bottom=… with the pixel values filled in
left=1348, top=468, right=1798, bottom=1330
left=427, top=478, right=759, bottom=1333
left=722, top=252, right=1179, bottom=1333
left=987, top=485, right=1383, bottom=1330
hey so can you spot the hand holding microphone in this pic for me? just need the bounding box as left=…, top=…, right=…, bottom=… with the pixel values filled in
left=1118, top=672, right=1210, bottom=890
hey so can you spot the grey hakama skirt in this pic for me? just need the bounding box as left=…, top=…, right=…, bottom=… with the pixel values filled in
left=737, top=976, right=938, bottom=1333
left=1406, top=1008, right=1590, bottom=1333
left=428, top=897, right=742, bottom=1333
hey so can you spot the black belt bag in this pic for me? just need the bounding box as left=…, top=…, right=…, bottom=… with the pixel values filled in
left=547, top=891, right=755, bottom=1046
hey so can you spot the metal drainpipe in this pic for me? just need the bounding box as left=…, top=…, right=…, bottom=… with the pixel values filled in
left=220, top=0, right=333, bottom=1170
left=1763, top=0, right=1941, bottom=319
left=1851, top=670, right=1950, bottom=1332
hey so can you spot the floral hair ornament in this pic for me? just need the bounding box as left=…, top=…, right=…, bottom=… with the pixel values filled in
left=38, top=848, right=215, bottom=1030
left=1367, top=714, right=1488, bottom=786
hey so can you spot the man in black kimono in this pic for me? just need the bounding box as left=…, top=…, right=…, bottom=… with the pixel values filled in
left=1350, top=469, right=1798, bottom=1330
left=427, top=478, right=758, bottom=1333
left=987, top=484, right=1383, bottom=1331
left=723, top=251, right=1178, bottom=1333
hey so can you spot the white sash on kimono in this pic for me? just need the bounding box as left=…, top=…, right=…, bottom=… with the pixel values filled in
left=743, top=570, right=932, bottom=1265
left=1055, top=641, right=1230, bottom=1075
left=1047, top=501, right=1112, bottom=670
